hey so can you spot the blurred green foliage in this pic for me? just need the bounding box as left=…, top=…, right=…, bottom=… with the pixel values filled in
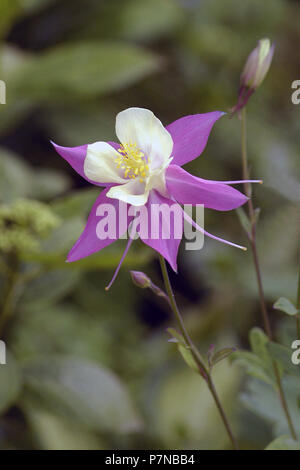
left=0, top=0, right=299, bottom=450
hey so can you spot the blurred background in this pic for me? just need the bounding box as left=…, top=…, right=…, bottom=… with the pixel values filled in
left=0, top=0, right=299, bottom=450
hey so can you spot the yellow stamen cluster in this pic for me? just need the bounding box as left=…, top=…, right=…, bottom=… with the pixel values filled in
left=115, top=142, right=150, bottom=183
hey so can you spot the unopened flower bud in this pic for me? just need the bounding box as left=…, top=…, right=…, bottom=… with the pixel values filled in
left=231, top=38, right=274, bottom=115
left=130, top=270, right=151, bottom=289
left=241, top=38, right=274, bottom=90
left=130, top=270, right=169, bottom=303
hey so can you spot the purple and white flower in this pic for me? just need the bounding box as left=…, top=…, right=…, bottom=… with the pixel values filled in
left=52, top=107, right=259, bottom=287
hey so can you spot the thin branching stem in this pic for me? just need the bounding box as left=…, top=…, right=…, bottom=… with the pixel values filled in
left=159, top=254, right=239, bottom=450
left=240, top=107, right=297, bottom=440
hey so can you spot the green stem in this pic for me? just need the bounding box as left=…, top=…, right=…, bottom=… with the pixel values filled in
left=240, top=107, right=297, bottom=440
left=159, top=255, right=239, bottom=450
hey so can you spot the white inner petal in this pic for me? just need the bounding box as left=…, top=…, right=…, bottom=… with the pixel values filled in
left=84, top=109, right=173, bottom=205
left=107, top=179, right=149, bottom=206
left=84, top=142, right=127, bottom=184
left=115, top=107, right=173, bottom=170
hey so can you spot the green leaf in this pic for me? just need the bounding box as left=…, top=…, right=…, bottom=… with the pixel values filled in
left=265, top=435, right=300, bottom=450
left=23, top=356, right=141, bottom=434
left=0, top=352, right=22, bottom=414
left=167, top=328, right=199, bottom=374
left=211, top=347, right=236, bottom=367
left=155, top=362, right=242, bottom=449
left=249, top=327, right=269, bottom=360
left=51, top=189, right=99, bottom=219
left=117, top=0, right=182, bottom=41
left=267, top=342, right=299, bottom=376
left=20, top=270, right=82, bottom=312
left=232, top=350, right=273, bottom=384
left=233, top=328, right=280, bottom=384
left=46, top=103, right=117, bottom=146
left=166, top=328, right=185, bottom=345
left=178, top=345, right=199, bottom=374
left=0, top=148, right=70, bottom=202
left=10, top=304, right=112, bottom=366
left=250, top=327, right=276, bottom=381
left=241, top=376, right=300, bottom=437
left=27, top=168, right=71, bottom=200
left=274, top=297, right=299, bottom=316
left=251, top=327, right=277, bottom=370
left=25, top=409, right=104, bottom=450
left=74, top=0, right=182, bottom=43
left=39, top=217, right=85, bottom=256
left=8, top=42, right=160, bottom=103
left=0, top=148, right=31, bottom=202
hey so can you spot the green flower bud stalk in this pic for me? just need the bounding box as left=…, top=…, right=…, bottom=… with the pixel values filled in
left=231, top=38, right=274, bottom=115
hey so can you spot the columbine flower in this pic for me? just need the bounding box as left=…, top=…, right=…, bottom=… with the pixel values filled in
left=232, top=38, right=275, bottom=114
left=52, top=107, right=259, bottom=288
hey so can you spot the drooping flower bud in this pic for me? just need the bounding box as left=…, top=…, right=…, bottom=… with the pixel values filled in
left=231, top=38, right=274, bottom=115
left=130, top=270, right=152, bottom=289
left=241, top=38, right=274, bottom=90
left=130, top=270, right=169, bottom=303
